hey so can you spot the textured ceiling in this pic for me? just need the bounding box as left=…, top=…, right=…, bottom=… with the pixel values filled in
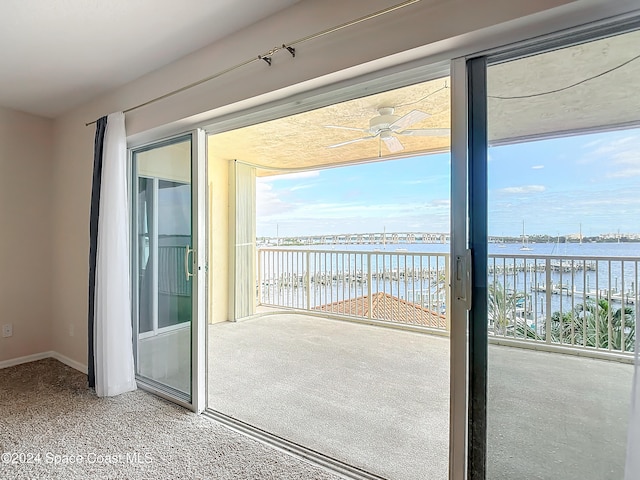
left=209, top=28, right=640, bottom=175
left=0, top=0, right=300, bottom=117
left=209, top=76, right=452, bottom=175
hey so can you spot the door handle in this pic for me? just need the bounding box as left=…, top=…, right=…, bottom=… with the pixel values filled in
left=185, top=246, right=194, bottom=280
left=454, top=249, right=472, bottom=310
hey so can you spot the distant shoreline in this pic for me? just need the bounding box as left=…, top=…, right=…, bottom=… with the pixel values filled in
left=259, top=238, right=640, bottom=247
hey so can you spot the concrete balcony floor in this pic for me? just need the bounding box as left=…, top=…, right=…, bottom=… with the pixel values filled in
left=208, top=313, right=632, bottom=480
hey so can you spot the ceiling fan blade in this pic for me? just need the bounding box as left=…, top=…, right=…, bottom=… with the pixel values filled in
left=324, top=125, right=369, bottom=132
left=382, top=135, right=404, bottom=153
left=327, top=136, right=376, bottom=148
left=389, top=109, right=430, bottom=131
left=398, top=128, right=450, bottom=136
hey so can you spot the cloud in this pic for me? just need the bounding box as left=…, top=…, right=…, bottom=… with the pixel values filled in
left=579, top=132, right=640, bottom=178
left=258, top=198, right=451, bottom=225
left=256, top=182, right=290, bottom=217
left=261, top=170, right=320, bottom=182
left=401, top=174, right=449, bottom=186
left=257, top=202, right=451, bottom=235
left=582, top=138, right=603, bottom=149
left=593, top=135, right=639, bottom=155
left=607, top=167, right=640, bottom=179
left=498, top=185, right=546, bottom=194
left=489, top=183, right=640, bottom=236
left=531, top=165, right=544, bottom=170
left=289, top=184, right=315, bottom=191
left=256, top=173, right=320, bottom=215
left=605, top=148, right=640, bottom=179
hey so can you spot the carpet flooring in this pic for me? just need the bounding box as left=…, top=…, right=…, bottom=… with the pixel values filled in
left=0, top=359, right=340, bottom=480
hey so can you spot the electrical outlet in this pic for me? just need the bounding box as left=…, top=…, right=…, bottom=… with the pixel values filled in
left=2, top=324, right=13, bottom=338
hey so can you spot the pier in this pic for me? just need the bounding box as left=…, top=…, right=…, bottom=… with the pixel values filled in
left=260, top=231, right=450, bottom=246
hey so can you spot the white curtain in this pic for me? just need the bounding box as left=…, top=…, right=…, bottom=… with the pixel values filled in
left=625, top=342, right=640, bottom=478
left=94, top=112, right=137, bottom=397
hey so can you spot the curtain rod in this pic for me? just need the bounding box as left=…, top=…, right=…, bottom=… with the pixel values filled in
left=85, top=0, right=421, bottom=127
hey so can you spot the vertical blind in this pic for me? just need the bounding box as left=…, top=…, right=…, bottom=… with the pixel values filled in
left=230, top=161, right=256, bottom=320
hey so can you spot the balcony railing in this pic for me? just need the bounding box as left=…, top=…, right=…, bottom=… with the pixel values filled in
left=258, top=248, right=449, bottom=332
left=488, top=254, right=637, bottom=356
left=257, top=248, right=638, bottom=357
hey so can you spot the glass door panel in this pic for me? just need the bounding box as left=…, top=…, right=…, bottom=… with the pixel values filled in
left=133, top=137, right=193, bottom=399
left=483, top=29, right=638, bottom=480
left=157, top=180, right=192, bottom=330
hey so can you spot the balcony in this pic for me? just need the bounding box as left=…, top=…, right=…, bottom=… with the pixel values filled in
left=258, top=248, right=451, bottom=334
left=257, top=247, right=638, bottom=358
left=208, top=247, right=637, bottom=479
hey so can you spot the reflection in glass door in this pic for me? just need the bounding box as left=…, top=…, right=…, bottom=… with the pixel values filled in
left=476, top=27, right=639, bottom=480
left=132, top=136, right=194, bottom=400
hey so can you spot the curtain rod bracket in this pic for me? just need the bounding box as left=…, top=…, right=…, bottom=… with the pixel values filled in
left=259, top=55, right=272, bottom=66
left=84, top=0, right=420, bottom=126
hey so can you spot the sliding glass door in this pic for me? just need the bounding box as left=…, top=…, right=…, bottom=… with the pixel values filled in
left=131, top=131, right=206, bottom=410
left=468, top=22, right=640, bottom=480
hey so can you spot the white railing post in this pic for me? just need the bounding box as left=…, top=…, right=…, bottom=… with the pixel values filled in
left=608, top=262, right=613, bottom=351
left=445, top=254, right=451, bottom=333
left=257, top=249, right=262, bottom=306
left=306, top=250, right=311, bottom=311
left=545, top=258, right=552, bottom=344
left=367, top=253, right=373, bottom=319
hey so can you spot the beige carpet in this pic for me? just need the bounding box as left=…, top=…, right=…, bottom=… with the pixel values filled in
left=0, top=359, right=340, bottom=480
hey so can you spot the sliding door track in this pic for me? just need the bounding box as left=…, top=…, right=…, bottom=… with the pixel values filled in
left=204, top=409, right=389, bottom=480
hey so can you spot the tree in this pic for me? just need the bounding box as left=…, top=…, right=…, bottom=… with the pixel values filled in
left=487, top=284, right=538, bottom=339
left=550, top=299, right=635, bottom=352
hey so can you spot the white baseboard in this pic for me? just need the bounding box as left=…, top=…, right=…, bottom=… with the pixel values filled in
left=0, top=351, right=53, bottom=370
left=50, top=352, right=88, bottom=374
left=0, top=351, right=88, bottom=374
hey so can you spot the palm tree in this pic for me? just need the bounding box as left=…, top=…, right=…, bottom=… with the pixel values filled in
left=487, top=284, right=537, bottom=339
left=550, top=299, right=635, bottom=352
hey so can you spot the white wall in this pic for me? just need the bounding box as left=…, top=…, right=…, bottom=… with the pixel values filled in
left=50, top=0, right=637, bottom=366
left=0, top=107, right=53, bottom=363
left=207, top=145, right=230, bottom=325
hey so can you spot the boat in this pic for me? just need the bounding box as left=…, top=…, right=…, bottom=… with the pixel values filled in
left=520, top=220, right=532, bottom=251
left=579, top=223, right=583, bottom=245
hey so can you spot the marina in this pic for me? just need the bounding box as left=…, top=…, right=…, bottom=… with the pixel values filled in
left=257, top=242, right=639, bottom=353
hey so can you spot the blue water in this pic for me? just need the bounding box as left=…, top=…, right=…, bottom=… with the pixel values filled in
left=259, top=242, right=640, bottom=316
left=270, top=241, right=640, bottom=257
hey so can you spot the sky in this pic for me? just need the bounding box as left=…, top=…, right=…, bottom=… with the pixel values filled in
left=256, top=128, right=640, bottom=238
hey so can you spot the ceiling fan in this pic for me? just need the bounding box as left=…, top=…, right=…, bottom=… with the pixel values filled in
left=325, top=107, right=449, bottom=153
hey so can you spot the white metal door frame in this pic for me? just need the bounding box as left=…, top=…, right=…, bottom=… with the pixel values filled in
left=129, top=129, right=207, bottom=413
